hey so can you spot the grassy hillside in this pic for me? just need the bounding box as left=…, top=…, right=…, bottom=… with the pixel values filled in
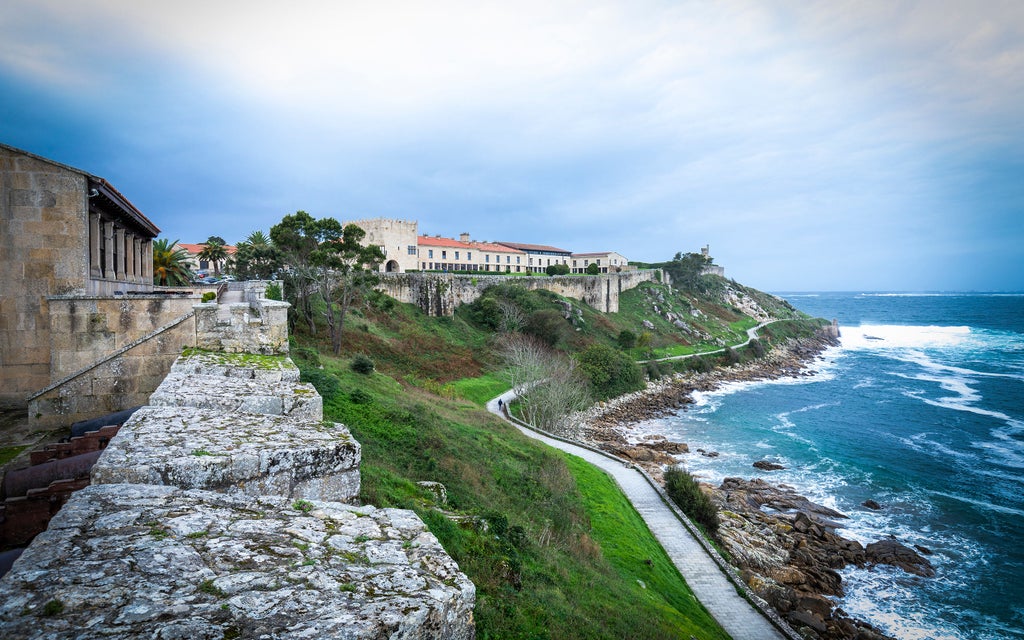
left=286, top=273, right=824, bottom=638
left=296, top=354, right=729, bottom=639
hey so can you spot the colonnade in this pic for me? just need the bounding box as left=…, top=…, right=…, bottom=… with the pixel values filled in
left=89, top=213, right=154, bottom=284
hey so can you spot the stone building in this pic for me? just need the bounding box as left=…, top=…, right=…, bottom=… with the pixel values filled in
left=344, top=217, right=419, bottom=273
left=495, top=241, right=573, bottom=274
left=417, top=233, right=527, bottom=272
left=0, top=143, right=159, bottom=407
left=570, top=251, right=630, bottom=274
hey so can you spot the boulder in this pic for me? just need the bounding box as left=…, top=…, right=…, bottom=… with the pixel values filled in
left=753, top=460, right=786, bottom=471
left=865, top=539, right=936, bottom=577
left=862, top=499, right=882, bottom=510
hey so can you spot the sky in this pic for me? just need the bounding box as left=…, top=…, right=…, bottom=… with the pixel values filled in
left=2, top=1, right=1022, bottom=292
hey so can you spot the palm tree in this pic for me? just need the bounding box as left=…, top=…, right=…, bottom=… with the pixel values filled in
left=152, top=239, right=195, bottom=286
left=242, top=230, right=271, bottom=247
left=198, top=238, right=229, bottom=277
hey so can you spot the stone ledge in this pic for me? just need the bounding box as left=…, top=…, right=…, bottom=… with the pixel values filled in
left=0, top=484, right=475, bottom=640
left=150, top=372, right=322, bottom=421
left=168, top=350, right=301, bottom=383
left=92, top=405, right=360, bottom=502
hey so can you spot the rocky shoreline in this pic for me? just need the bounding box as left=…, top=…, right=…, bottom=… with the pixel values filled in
left=572, top=331, right=934, bottom=640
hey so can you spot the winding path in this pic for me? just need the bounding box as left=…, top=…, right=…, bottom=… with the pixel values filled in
left=487, top=318, right=800, bottom=639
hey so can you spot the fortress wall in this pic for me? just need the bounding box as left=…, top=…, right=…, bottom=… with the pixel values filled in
left=377, top=269, right=662, bottom=316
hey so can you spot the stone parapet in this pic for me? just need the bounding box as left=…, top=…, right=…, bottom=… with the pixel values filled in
left=91, top=405, right=360, bottom=502
left=194, top=298, right=290, bottom=355
left=154, top=348, right=313, bottom=410
left=0, top=484, right=475, bottom=639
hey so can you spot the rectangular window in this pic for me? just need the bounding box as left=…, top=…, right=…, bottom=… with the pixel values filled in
left=516, top=256, right=521, bottom=264
left=408, top=245, right=416, bottom=255
left=455, top=251, right=460, bottom=260
left=442, top=250, right=447, bottom=259
left=506, top=256, right=510, bottom=263
left=485, top=254, right=490, bottom=263
left=428, top=249, right=434, bottom=259
left=467, top=252, right=472, bottom=260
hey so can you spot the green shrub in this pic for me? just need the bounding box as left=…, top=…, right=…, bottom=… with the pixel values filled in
left=747, top=338, right=765, bottom=358
left=575, top=343, right=644, bottom=400
left=545, top=263, right=570, bottom=276
left=265, top=282, right=283, bottom=301
left=523, top=309, right=570, bottom=347
left=664, top=465, right=719, bottom=538
left=300, top=368, right=340, bottom=399
left=349, top=388, right=373, bottom=404
left=351, top=354, right=375, bottom=375
left=201, top=291, right=217, bottom=303
left=586, top=263, right=600, bottom=275
left=617, top=330, right=637, bottom=350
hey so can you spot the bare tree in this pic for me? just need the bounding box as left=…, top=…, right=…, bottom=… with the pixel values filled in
left=497, top=299, right=527, bottom=333
left=496, top=334, right=591, bottom=435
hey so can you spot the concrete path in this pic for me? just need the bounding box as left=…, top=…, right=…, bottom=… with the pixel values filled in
left=487, top=392, right=788, bottom=640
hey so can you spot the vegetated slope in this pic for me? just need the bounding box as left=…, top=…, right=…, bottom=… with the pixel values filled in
left=287, top=273, right=823, bottom=638
left=293, top=354, right=729, bottom=640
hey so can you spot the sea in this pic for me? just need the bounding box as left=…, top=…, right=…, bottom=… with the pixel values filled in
left=630, top=292, right=1024, bottom=639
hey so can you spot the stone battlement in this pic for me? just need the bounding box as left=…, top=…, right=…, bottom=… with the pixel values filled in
left=0, top=350, right=476, bottom=638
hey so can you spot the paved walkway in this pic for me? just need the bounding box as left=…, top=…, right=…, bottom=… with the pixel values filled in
left=216, top=288, right=245, bottom=321
left=487, top=392, right=788, bottom=640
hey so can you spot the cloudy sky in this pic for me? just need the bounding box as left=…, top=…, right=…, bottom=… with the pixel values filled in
left=2, top=1, right=1022, bottom=291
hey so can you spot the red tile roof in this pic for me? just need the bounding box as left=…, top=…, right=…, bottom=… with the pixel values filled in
left=179, top=243, right=237, bottom=255
left=496, top=241, right=572, bottom=254
left=417, top=236, right=524, bottom=253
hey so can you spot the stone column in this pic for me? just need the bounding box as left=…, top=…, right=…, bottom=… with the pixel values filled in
left=115, top=227, right=126, bottom=281
left=103, top=221, right=115, bottom=279
left=133, top=236, right=142, bottom=283
left=144, top=240, right=153, bottom=284
left=89, top=214, right=102, bottom=278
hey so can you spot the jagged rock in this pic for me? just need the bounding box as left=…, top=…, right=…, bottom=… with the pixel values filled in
left=865, top=539, right=936, bottom=577
left=862, top=499, right=882, bottom=510
left=698, top=449, right=720, bottom=458
left=642, top=320, right=655, bottom=330
left=753, top=460, right=786, bottom=471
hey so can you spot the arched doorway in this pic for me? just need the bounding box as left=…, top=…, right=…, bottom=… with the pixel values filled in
left=385, top=260, right=400, bottom=273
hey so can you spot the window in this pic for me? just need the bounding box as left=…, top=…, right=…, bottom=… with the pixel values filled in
left=455, top=251, right=460, bottom=260
left=506, top=255, right=510, bottom=263
left=428, top=249, right=434, bottom=259
left=516, top=256, right=521, bottom=264
left=407, top=245, right=416, bottom=255
left=442, top=250, right=447, bottom=259
left=485, top=254, right=490, bottom=263
left=467, top=252, right=472, bottom=260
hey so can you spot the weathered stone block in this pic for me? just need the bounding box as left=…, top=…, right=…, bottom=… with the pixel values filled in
left=149, top=374, right=322, bottom=420
left=92, top=405, right=360, bottom=502
left=0, top=484, right=475, bottom=640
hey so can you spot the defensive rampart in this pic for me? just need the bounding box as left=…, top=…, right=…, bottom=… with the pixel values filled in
left=377, top=269, right=663, bottom=316
left=2, top=302, right=476, bottom=638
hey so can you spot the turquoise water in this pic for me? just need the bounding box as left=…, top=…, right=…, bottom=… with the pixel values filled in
left=634, top=293, right=1024, bottom=639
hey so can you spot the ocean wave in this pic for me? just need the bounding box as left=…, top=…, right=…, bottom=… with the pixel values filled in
left=926, top=489, right=1024, bottom=518
left=856, top=292, right=1024, bottom=298
left=841, top=324, right=972, bottom=351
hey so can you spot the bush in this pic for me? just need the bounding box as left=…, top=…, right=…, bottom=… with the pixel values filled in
left=351, top=354, right=375, bottom=375
left=575, top=343, right=644, bottom=400
left=617, top=330, right=637, bottom=350
left=586, top=263, right=600, bottom=275
left=265, top=282, right=283, bottom=301
left=747, top=338, right=765, bottom=358
left=523, top=309, right=570, bottom=348
left=201, top=291, right=216, bottom=303
left=299, top=368, right=340, bottom=399
left=664, top=465, right=719, bottom=538
left=545, top=263, right=570, bottom=276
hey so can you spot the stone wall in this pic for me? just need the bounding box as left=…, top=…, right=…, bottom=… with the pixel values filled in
left=27, top=307, right=197, bottom=430
left=377, top=269, right=663, bottom=316
left=45, top=294, right=198, bottom=378
left=0, top=148, right=89, bottom=405
left=346, top=218, right=419, bottom=273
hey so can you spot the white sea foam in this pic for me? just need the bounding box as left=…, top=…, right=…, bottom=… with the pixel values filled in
left=841, top=324, right=971, bottom=351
